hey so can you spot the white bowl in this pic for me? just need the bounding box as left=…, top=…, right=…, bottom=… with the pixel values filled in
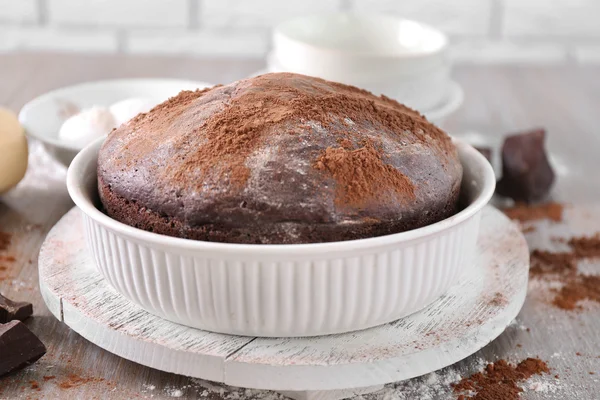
left=271, top=14, right=450, bottom=110
left=67, top=138, right=495, bottom=337
left=273, top=14, right=448, bottom=79
left=19, top=78, right=212, bottom=167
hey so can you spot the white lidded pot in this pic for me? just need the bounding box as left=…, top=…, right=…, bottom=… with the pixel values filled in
left=270, top=13, right=451, bottom=111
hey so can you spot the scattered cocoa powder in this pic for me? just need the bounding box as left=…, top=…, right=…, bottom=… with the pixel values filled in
left=521, top=225, right=536, bottom=234
left=529, top=232, right=600, bottom=310
left=503, top=202, right=563, bottom=223
left=567, top=233, right=600, bottom=258
left=0, top=266, right=6, bottom=271
left=0, top=231, right=11, bottom=251
left=553, top=275, right=600, bottom=310
left=42, top=376, right=55, bottom=382
left=29, top=381, right=39, bottom=390
left=452, top=358, right=549, bottom=400
left=489, top=292, right=508, bottom=307
left=58, top=374, right=104, bottom=389
left=0, top=255, right=15, bottom=262
left=530, top=250, right=577, bottom=276
left=314, top=142, right=415, bottom=207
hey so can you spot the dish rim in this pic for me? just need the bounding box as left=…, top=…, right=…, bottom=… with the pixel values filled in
left=67, top=137, right=495, bottom=255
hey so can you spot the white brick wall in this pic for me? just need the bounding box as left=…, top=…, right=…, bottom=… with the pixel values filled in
left=1, top=0, right=600, bottom=63
left=503, top=0, right=600, bottom=38
left=126, top=31, right=268, bottom=57
left=352, top=0, right=493, bottom=36
left=202, top=0, right=341, bottom=29
left=451, top=40, right=568, bottom=64
left=573, top=45, right=600, bottom=64
left=0, top=27, right=117, bottom=52
left=0, top=0, right=38, bottom=23
left=47, top=0, right=189, bottom=28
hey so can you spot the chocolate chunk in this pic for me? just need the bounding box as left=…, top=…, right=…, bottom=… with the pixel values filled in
left=474, top=146, right=492, bottom=163
left=0, top=320, right=46, bottom=377
left=496, top=128, right=555, bottom=203
left=0, top=293, right=33, bottom=323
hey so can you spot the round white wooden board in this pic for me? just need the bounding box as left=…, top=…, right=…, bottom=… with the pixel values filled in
left=39, top=206, right=528, bottom=392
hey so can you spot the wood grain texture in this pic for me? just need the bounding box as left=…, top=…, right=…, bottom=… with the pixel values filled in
left=37, top=206, right=528, bottom=392
left=0, top=53, right=599, bottom=399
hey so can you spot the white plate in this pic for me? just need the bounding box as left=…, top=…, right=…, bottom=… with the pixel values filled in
left=18, top=78, right=212, bottom=166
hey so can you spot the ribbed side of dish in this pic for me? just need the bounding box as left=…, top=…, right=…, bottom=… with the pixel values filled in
left=83, top=211, right=480, bottom=337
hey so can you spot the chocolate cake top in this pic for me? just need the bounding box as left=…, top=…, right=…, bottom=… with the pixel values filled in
left=98, top=72, right=461, bottom=232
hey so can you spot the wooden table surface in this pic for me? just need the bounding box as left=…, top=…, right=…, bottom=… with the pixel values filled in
left=0, top=53, right=599, bottom=399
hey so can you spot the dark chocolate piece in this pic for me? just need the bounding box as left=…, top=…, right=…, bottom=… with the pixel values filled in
left=496, top=128, right=555, bottom=203
left=0, top=293, right=33, bottom=323
left=0, top=320, right=46, bottom=377
left=474, top=146, right=492, bottom=163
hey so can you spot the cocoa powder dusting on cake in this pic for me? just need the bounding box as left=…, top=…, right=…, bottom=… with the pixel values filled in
left=315, top=142, right=415, bottom=207
left=452, top=358, right=549, bottom=400
left=121, top=73, right=453, bottom=193
left=195, top=73, right=449, bottom=189
left=503, top=202, right=563, bottom=223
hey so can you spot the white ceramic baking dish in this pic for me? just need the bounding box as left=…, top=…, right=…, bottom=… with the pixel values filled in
left=67, top=137, right=495, bottom=337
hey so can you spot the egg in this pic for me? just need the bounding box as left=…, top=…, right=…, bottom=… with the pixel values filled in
left=110, top=97, right=157, bottom=127
left=58, top=106, right=117, bottom=148
left=0, top=107, right=28, bottom=195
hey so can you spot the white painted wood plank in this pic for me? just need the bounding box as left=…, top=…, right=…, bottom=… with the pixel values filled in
left=278, top=385, right=384, bottom=400
left=38, top=206, right=528, bottom=392
left=223, top=208, right=529, bottom=390
left=38, top=209, right=256, bottom=384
